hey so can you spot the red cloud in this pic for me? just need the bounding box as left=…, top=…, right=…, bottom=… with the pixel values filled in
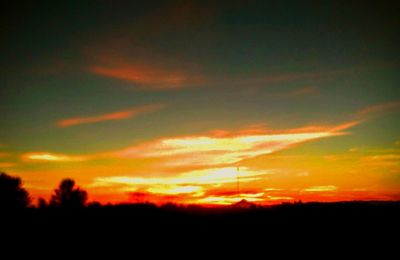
left=90, top=65, right=203, bottom=90
left=356, top=101, right=400, bottom=118
left=57, top=103, right=165, bottom=127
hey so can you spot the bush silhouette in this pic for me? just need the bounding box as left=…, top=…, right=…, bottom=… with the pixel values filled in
left=50, top=179, right=87, bottom=208
left=0, top=172, right=30, bottom=209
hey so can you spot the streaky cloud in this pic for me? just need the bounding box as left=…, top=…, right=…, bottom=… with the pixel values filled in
left=21, top=152, right=90, bottom=162
left=57, top=103, right=165, bottom=127
left=111, top=121, right=358, bottom=166
left=302, top=185, right=338, bottom=192
left=356, top=101, right=400, bottom=119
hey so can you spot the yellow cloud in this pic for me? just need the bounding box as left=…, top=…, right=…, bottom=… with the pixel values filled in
left=147, top=185, right=203, bottom=196
left=196, top=195, right=264, bottom=205
left=112, top=121, right=357, bottom=166
left=303, top=185, right=338, bottom=192
left=92, top=167, right=270, bottom=187
left=21, top=152, right=89, bottom=162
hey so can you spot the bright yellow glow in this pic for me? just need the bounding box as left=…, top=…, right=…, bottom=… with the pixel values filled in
left=112, top=124, right=351, bottom=166
left=196, top=196, right=264, bottom=205
left=147, top=185, right=203, bottom=195
left=22, top=152, right=88, bottom=162
left=239, top=192, right=265, bottom=198
left=267, top=196, right=294, bottom=201
left=16, top=120, right=399, bottom=205
left=302, top=185, right=337, bottom=192
left=92, top=167, right=271, bottom=187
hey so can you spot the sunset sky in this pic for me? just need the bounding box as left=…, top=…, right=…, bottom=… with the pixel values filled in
left=1, top=1, right=399, bottom=205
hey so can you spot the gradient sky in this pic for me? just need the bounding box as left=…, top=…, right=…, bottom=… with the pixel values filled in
left=1, top=0, right=399, bottom=205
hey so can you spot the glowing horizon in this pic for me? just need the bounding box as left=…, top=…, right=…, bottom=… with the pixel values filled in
left=1, top=1, right=399, bottom=206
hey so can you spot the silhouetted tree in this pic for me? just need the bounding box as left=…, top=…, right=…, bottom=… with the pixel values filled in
left=50, top=179, right=87, bottom=208
left=37, top=197, right=47, bottom=209
left=0, top=172, right=30, bottom=209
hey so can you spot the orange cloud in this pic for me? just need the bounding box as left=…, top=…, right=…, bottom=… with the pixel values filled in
left=147, top=185, right=204, bottom=196
left=57, top=103, right=165, bottom=127
left=197, top=195, right=264, bottom=205
left=302, top=185, right=338, bottom=192
left=90, top=65, right=204, bottom=90
left=0, top=162, right=16, bottom=168
left=356, top=101, right=400, bottom=119
left=90, top=166, right=272, bottom=204
left=112, top=121, right=358, bottom=166
left=21, top=152, right=90, bottom=162
left=21, top=120, right=367, bottom=204
left=92, top=167, right=270, bottom=187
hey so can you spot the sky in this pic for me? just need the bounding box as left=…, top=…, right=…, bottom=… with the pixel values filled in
left=0, top=0, right=399, bottom=205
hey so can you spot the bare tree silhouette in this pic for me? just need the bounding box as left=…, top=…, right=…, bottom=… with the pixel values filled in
left=0, top=172, right=30, bottom=209
left=50, top=179, right=87, bottom=208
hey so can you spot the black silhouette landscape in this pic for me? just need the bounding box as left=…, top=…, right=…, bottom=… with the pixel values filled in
left=2, top=172, right=399, bottom=239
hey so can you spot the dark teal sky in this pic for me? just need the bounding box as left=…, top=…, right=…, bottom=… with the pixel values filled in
left=1, top=0, right=399, bottom=154
left=1, top=1, right=400, bottom=204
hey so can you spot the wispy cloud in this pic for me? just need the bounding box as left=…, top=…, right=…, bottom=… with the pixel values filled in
left=21, top=120, right=361, bottom=204
left=302, top=185, right=338, bottom=192
left=227, top=69, right=350, bottom=87
left=21, top=152, right=90, bottom=162
left=91, top=166, right=273, bottom=204
left=356, top=101, right=400, bottom=119
left=87, top=29, right=353, bottom=92
left=90, top=64, right=203, bottom=90
left=360, top=154, right=400, bottom=167
left=92, top=167, right=270, bottom=187
left=264, top=188, right=283, bottom=191
left=196, top=194, right=264, bottom=205
left=57, top=103, right=165, bottom=127
left=22, top=121, right=358, bottom=167
left=111, top=121, right=358, bottom=166
left=147, top=185, right=204, bottom=196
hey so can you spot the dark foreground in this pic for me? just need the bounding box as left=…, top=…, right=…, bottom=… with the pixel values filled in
left=2, top=201, right=399, bottom=255
left=3, top=201, right=400, bottom=235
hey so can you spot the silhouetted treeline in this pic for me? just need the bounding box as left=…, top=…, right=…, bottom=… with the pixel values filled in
left=1, top=171, right=400, bottom=235
left=1, top=171, right=399, bottom=249
left=0, top=172, right=88, bottom=209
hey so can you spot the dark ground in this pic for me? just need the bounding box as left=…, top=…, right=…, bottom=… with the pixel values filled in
left=2, top=201, right=399, bottom=254
left=3, top=201, right=399, bottom=233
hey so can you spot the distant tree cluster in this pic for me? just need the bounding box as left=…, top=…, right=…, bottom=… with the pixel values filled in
left=50, top=178, right=87, bottom=208
left=0, top=172, right=30, bottom=209
left=0, top=172, right=87, bottom=209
